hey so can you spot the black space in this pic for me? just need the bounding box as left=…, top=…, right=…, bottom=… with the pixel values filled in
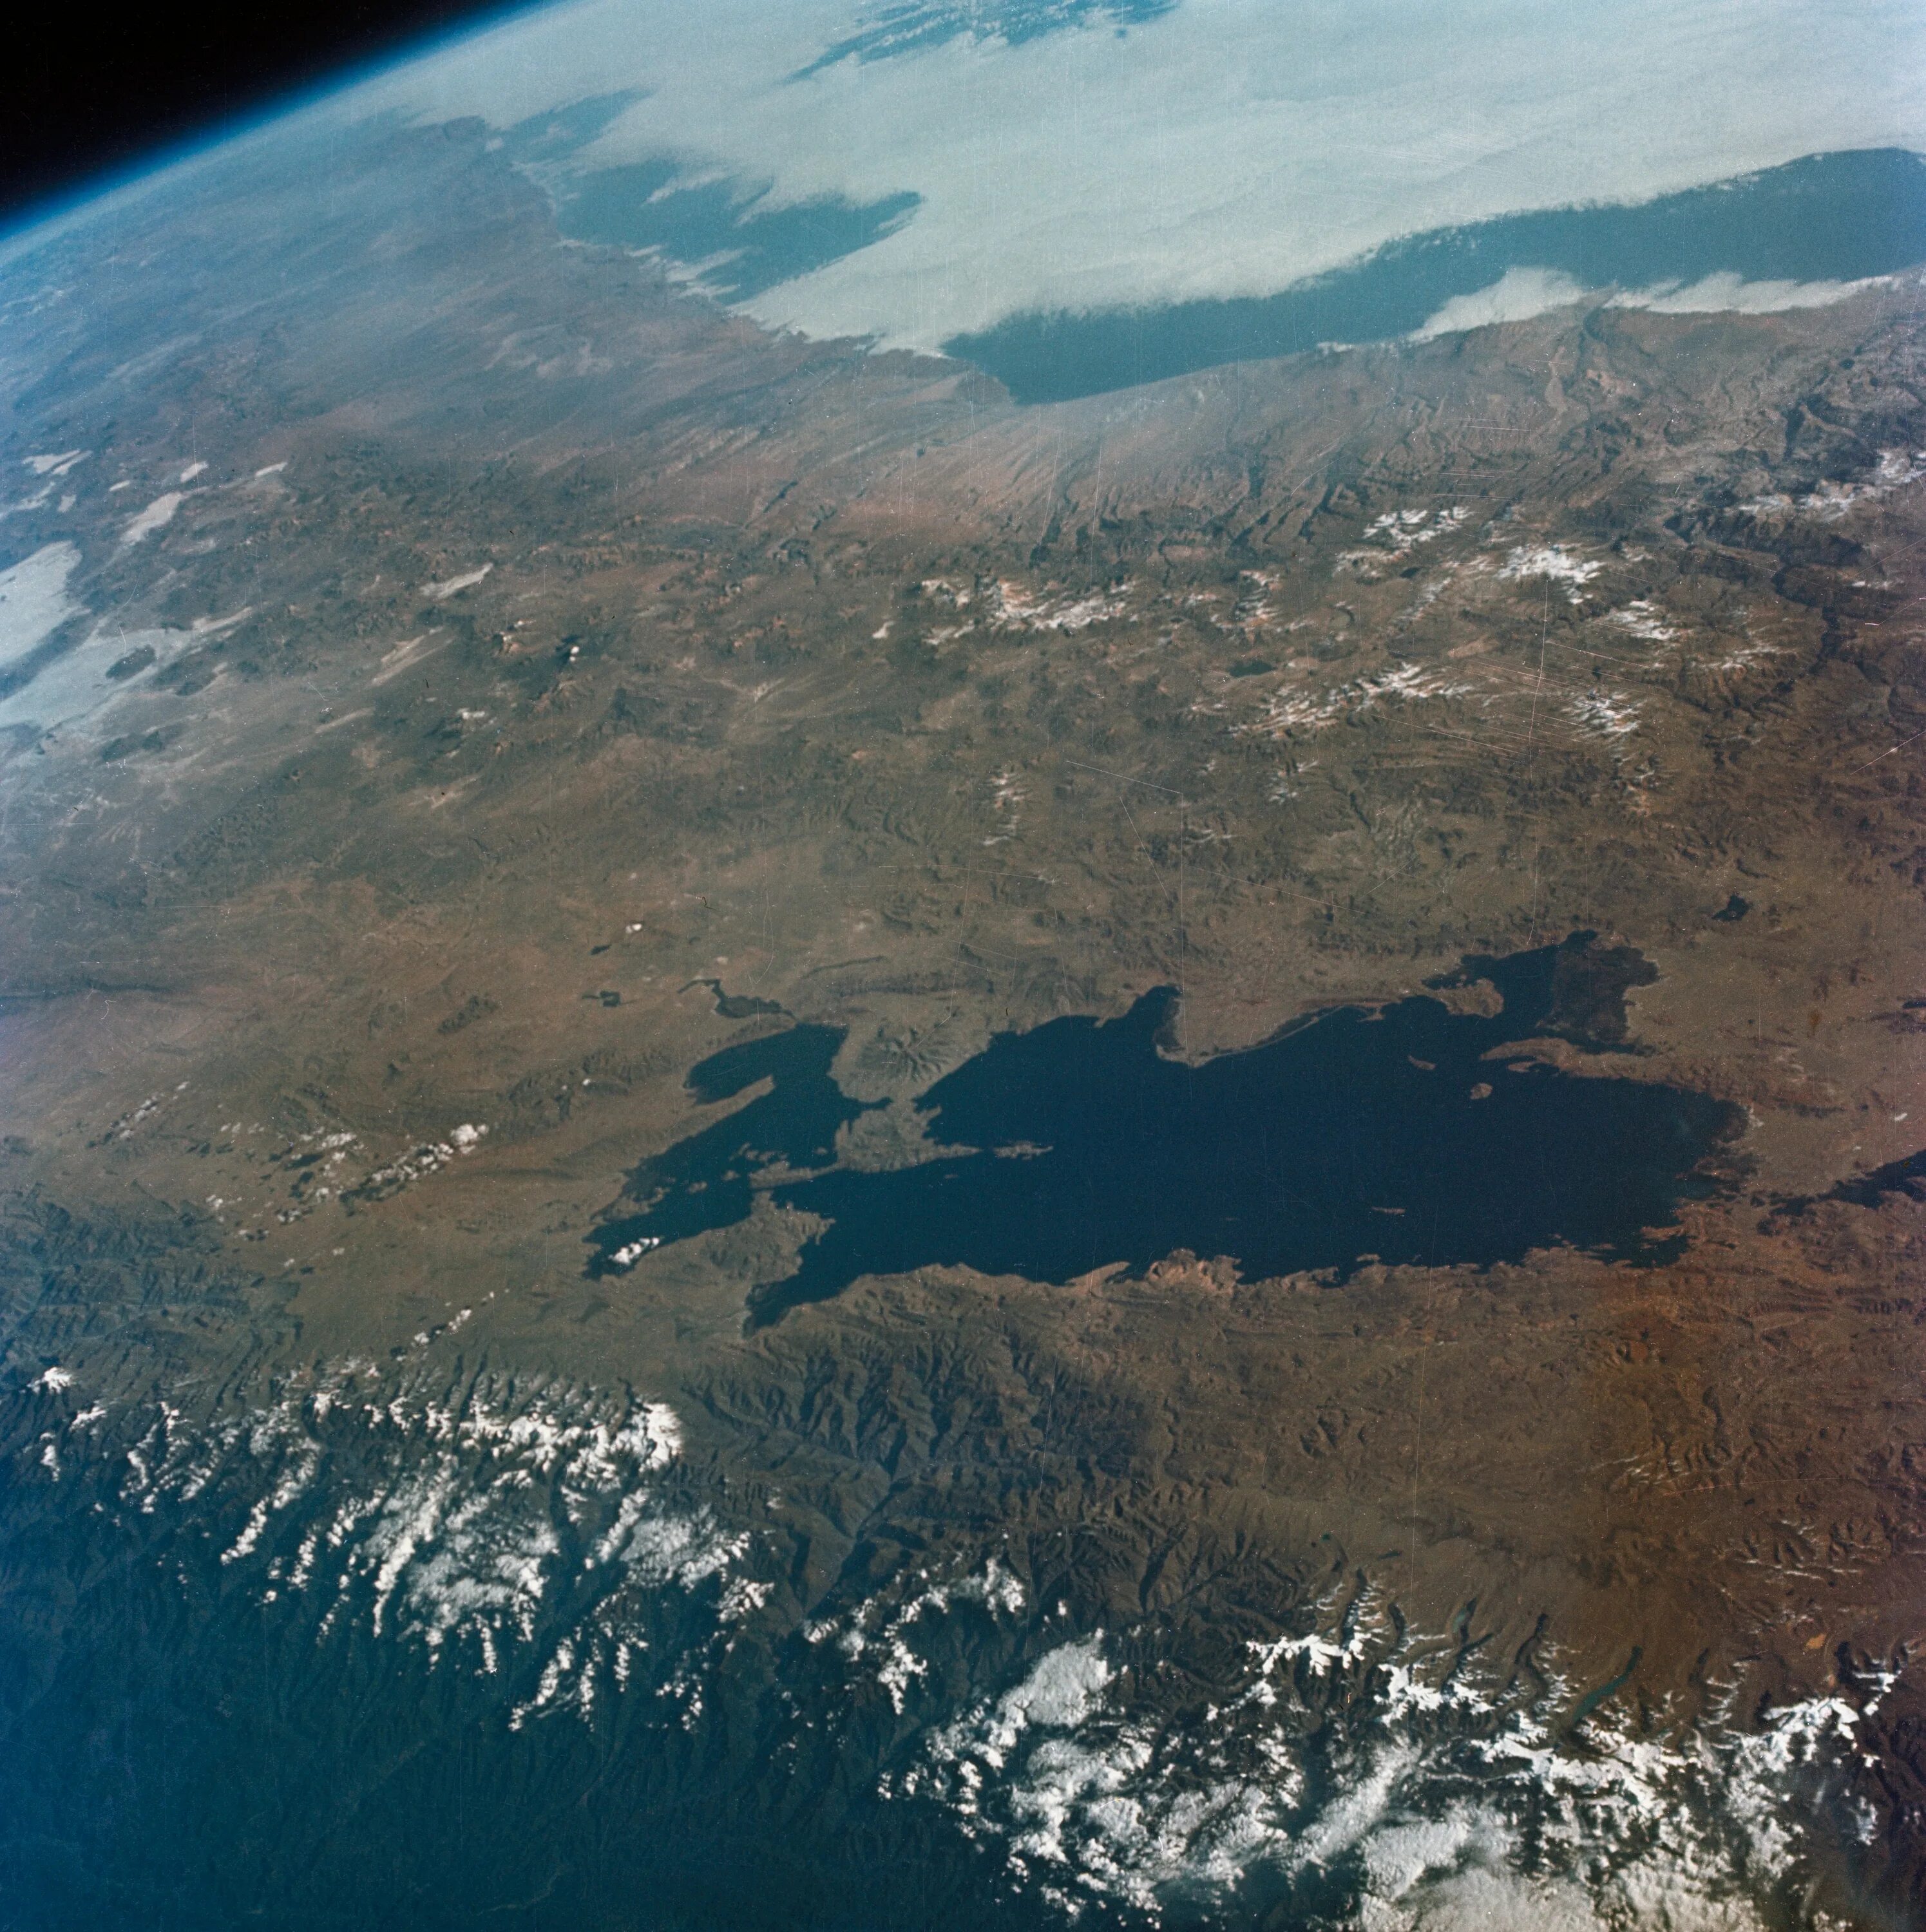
left=6, top=0, right=504, bottom=228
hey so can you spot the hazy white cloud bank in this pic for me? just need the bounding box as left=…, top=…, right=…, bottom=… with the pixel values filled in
left=343, top=0, right=1926, bottom=350
left=1409, top=269, right=1592, bottom=341
left=1609, top=270, right=1896, bottom=314
left=1411, top=265, right=1898, bottom=341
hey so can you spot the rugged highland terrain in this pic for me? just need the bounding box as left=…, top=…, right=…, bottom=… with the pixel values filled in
left=1, top=108, right=1925, bottom=1928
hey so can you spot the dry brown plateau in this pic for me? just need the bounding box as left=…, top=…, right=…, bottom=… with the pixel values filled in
left=3, top=112, right=1926, bottom=1919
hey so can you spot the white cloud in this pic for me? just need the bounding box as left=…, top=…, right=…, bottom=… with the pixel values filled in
left=0, top=541, right=81, bottom=667
left=120, top=491, right=183, bottom=544
left=1411, top=267, right=1590, bottom=339
left=1412, top=265, right=1889, bottom=341
left=338, top=0, right=1926, bottom=350
left=1608, top=269, right=1885, bottom=314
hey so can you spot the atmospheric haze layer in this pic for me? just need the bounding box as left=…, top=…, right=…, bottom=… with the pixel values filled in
left=0, top=3, right=1924, bottom=1930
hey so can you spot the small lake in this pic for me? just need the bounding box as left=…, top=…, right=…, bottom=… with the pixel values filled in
left=592, top=935, right=1739, bottom=1323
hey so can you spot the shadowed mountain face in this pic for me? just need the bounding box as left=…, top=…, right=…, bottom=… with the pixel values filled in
left=593, top=936, right=1737, bottom=1323
left=1, top=37, right=1925, bottom=1932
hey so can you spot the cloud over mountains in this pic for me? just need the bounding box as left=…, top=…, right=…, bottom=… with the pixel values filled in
left=349, top=0, right=1926, bottom=350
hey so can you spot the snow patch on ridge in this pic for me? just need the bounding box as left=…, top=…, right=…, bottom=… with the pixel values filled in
left=1238, top=660, right=1473, bottom=739
left=423, top=564, right=493, bottom=599
left=808, top=1556, right=1030, bottom=1710
left=890, top=1596, right=1887, bottom=1926
left=35, top=1363, right=747, bottom=1723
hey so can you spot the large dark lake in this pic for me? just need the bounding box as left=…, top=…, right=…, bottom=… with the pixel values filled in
left=593, top=936, right=1738, bottom=1322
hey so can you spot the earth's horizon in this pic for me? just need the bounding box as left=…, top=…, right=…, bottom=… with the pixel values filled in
left=3, top=5, right=1925, bottom=1928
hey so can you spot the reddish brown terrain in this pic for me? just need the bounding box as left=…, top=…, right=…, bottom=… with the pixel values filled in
left=1, top=108, right=1923, bottom=1930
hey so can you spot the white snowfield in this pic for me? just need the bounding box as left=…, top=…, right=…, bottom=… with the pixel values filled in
left=891, top=1603, right=1885, bottom=1927
left=40, top=1365, right=729, bottom=1723
left=28, top=1353, right=1887, bottom=1926
left=422, top=563, right=493, bottom=600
